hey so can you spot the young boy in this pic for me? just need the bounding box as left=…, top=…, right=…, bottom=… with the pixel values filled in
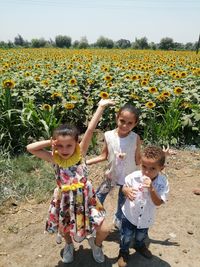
left=118, top=145, right=169, bottom=267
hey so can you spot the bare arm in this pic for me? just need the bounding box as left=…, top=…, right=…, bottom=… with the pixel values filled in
left=135, top=134, right=141, bottom=166
left=86, top=141, right=108, bottom=165
left=80, top=99, right=114, bottom=157
left=26, top=140, right=53, bottom=163
left=143, top=177, right=163, bottom=206
left=149, top=185, right=163, bottom=206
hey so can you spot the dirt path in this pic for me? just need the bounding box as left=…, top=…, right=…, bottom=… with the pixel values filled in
left=0, top=150, right=200, bottom=267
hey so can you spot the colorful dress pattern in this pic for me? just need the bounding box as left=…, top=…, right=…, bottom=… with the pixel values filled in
left=46, top=161, right=106, bottom=241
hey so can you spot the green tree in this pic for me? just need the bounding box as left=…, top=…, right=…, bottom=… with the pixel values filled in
left=132, top=37, right=149, bottom=49
left=14, top=34, right=25, bottom=46
left=159, top=37, right=174, bottom=50
left=78, top=36, right=89, bottom=49
left=95, top=36, right=114, bottom=48
left=55, top=35, right=71, bottom=48
left=115, top=39, right=131, bottom=49
left=31, top=38, right=47, bottom=48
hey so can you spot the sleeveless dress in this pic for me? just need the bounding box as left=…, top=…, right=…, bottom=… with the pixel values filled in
left=46, top=161, right=106, bottom=241
left=105, top=129, right=138, bottom=186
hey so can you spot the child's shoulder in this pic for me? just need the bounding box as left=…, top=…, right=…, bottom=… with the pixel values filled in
left=155, top=173, right=169, bottom=185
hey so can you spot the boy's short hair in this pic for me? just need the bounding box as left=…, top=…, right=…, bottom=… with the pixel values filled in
left=143, top=145, right=165, bottom=166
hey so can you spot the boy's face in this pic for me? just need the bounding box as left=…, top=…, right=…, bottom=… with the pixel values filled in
left=141, top=156, right=164, bottom=180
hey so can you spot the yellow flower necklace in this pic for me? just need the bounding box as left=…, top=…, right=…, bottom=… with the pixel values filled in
left=53, top=144, right=82, bottom=168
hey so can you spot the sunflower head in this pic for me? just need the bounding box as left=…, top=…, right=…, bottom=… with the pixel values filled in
left=148, top=87, right=158, bottom=94
left=42, top=104, right=51, bottom=111
left=3, top=79, right=15, bottom=89
left=69, top=78, right=77, bottom=86
left=99, top=91, right=109, bottom=99
left=64, top=103, right=75, bottom=110
left=173, top=87, right=183, bottom=95
left=145, top=101, right=156, bottom=109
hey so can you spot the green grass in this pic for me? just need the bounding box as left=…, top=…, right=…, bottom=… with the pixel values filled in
left=0, top=153, right=55, bottom=204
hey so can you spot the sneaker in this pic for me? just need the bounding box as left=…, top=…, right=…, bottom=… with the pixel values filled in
left=56, top=233, right=62, bottom=244
left=113, top=217, right=122, bottom=230
left=62, top=243, right=74, bottom=263
left=117, top=251, right=129, bottom=267
left=135, top=245, right=153, bottom=259
left=88, top=237, right=105, bottom=263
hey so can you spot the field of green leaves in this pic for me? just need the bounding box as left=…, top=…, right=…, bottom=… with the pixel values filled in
left=1, top=48, right=200, bottom=155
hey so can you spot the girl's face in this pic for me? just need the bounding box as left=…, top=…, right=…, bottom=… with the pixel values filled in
left=116, top=110, right=138, bottom=137
left=54, top=135, right=77, bottom=159
left=141, top=156, right=164, bottom=180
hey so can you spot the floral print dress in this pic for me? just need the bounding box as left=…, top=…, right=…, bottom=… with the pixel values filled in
left=46, top=161, right=105, bottom=241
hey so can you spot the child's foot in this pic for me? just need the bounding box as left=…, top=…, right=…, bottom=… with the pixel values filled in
left=113, top=217, right=122, bottom=230
left=88, top=237, right=105, bottom=263
left=56, top=233, right=62, bottom=244
left=117, top=251, right=129, bottom=267
left=193, top=189, right=200, bottom=195
left=135, top=245, right=153, bottom=259
left=62, top=243, right=74, bottom=263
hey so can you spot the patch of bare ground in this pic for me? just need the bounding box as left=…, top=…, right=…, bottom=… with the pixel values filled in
left=0, top=149, right=200, bottom=267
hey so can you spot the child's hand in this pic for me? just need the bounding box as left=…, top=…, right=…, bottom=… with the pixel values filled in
left=162, top=145, right=177, bottom=156
left=98, top=99, right=115, bottom=108
left=51, top=138, right=57, bottom=154
left=142, top=176, right=152, bottom=189
left=123, top=185, right=137, bottom=201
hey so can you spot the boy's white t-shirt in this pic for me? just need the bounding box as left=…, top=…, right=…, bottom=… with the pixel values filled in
left=122, top=170, right=169, bottom=229
left=104, top=129, right=138, bottom=185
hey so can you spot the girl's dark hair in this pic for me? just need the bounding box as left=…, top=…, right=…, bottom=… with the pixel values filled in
left=53, top=124, right=79, bottom=141
left=117, top=103, right=140, bottom=123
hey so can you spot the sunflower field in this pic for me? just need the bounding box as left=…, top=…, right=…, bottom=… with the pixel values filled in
left=0, top=48, right=200, bottom=154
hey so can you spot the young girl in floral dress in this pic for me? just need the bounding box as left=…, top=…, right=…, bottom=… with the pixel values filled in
left=27, top=99, right=114, bottom=264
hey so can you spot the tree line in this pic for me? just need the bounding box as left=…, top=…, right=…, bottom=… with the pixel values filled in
left=0, top=34, right=198, bottom=51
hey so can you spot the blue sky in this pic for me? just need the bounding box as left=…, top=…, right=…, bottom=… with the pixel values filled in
left=0, top=0, right=199, bottom=44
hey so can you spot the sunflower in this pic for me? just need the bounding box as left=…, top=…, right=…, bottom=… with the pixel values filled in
left=24, top=72, right=30, bottom=77
left=173, top=87, right=183, bottom=95
left=157, top=94, right=166, bottom=102
left=145, top=101, right=156, bottom=109
left=181, top=72, right=187, bottom=78
left=2, top=79, right=15, bottom=89
left=155, top=69, right=164, bottom=75
left=51, top=92, right=62, bottom=99
left=141, top=80, right=148, bottom=86
left=41, top=80, right=49, bottom=87
left=69, top=78, right=77, bottom=86
left=104, top=75, right=112, bottom=82
left=64, top=103, right=75, bottom=110
left=132, top=75, right=137, bottom=80
left=42, top=104, right=51, bottom=111
left=130, top=93, right=139, bottom=100
left=70, top=95, right=78, bottom=101
left=99, top=91, right=109, bottom=99
left=181, top=102, right=191, bottom=109
left=148, top=87, right=158, bottom=94
left=161, top=91, right=171, bottom=98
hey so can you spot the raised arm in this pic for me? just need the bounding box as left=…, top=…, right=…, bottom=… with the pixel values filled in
left=80, top=99, right=114, bottom=157
left=86, top=141, right=108, bottom=165
left=26, top=139, right=53, bottom=162
left=135, top=134, right=141, bottom=166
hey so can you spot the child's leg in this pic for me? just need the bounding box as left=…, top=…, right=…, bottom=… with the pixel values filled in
left=88, top=220, right=110, bottom=263
left=95, top=219, right=109, bottom=246
left=96, top=179, right=112, bottom=204
left=134, top=228, right=152, bottom=258
left=118, top=216, right=134, bottom=266
left=62, top=233, right=74, bottom=263
left=115, top=185, right=126, bottom=219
